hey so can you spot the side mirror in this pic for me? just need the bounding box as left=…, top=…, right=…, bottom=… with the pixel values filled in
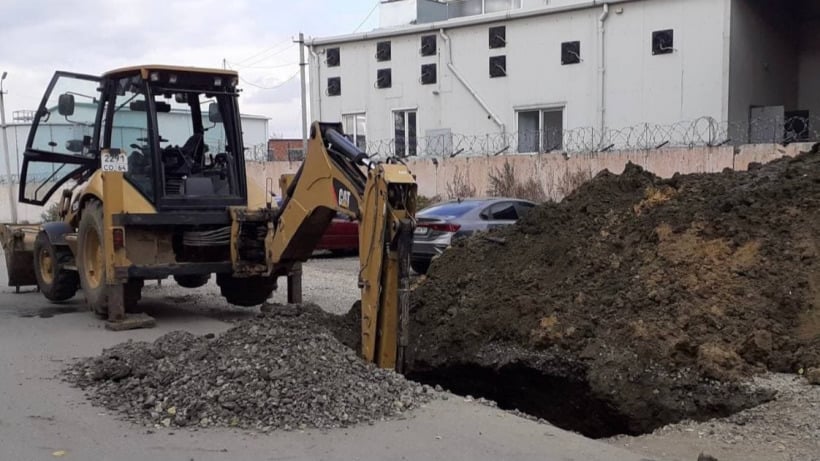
left=58, top=93, right=75, bottom=116
left=208, top=103, right=222, bottom=123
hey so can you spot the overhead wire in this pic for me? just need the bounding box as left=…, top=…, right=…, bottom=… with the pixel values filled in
left=233, top=39, right=294, bottom=66
left=353, top=1, right=380, bottom=33
left=238, top=43, right=298, bottom=68
left=227, top=61, right=299, bottom=70
left=238, top=71, right=300, bottom=90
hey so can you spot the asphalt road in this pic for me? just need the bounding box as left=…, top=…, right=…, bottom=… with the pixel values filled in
left=0, top=254, right=649, bottom=461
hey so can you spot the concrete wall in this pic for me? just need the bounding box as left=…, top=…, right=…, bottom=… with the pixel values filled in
left=0, top=142, right=803, bottom=222
left=311, top=0, right=729, bottom=152
left=244, top=143, right=804, bottom=204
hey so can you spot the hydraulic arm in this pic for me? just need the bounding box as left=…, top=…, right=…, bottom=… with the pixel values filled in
left=269, top=122, right=417, bottom=370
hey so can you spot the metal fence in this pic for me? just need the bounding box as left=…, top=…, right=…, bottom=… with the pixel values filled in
left=363, top=115, right=820, bottom=158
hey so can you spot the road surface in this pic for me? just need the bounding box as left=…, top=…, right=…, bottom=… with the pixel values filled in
left=0, top=254, right=651, bottom=461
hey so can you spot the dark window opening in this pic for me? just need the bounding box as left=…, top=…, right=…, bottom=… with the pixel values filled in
left=490, top=56, right=507, bottom=78
left=327, top=77, right=341, bottom=96
left=785, top=110, right=810, bottom=142
left=652, top=30, right=674, bottom=55
left=421, top=35, right=437, bottom=56
left=489, top=26, right=506, bottom=48
left=376, top=41, right=392, bottom=61
left=421, top=64, right=437, bottom=85
left=377, top=68, right=392, bottom=89
left=394, top=110, right=417, bottom=157
left=326, top=47, right=341, bottom=67
left=561, top=41, right=581, bottom=65
left=287, top=148, right=304, bottom=161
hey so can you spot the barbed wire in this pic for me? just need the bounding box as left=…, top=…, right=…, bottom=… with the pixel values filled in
left=2, top=115, right=815, bottom=184
left=364, top=115, right=820, bottom=158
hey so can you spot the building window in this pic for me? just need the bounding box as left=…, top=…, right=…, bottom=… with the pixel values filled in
left=421, top=35, right=437, bottom=56
left=421, top=63, right=437, bottom=85
left=342, top=113, right=367, bottom=151
left=489, top=55, right=507, bottom=78
left=517, top=108, right=564, bottom=153
left=784, top=110, right=810, bottom=142
left=376, top=41, right=391, bottom=61
left=327, top=77, right=341, bottom=96
left=652, top=30, right=674, bottom=55
left=489, top=26, right=506, bottom=49
left=394, top=109, right=417, bottom=157
left=561, top=41, right=581, bottom=65
left=377, top=68, right=392, bottom=89
left=326, top=47, right=340, bottom=67
left=287, top=148, right=304, bottom=161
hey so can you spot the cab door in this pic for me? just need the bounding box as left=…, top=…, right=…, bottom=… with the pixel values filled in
left=19, top=72, right=102, bottom=206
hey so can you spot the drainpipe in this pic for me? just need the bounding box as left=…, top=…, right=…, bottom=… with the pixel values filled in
left=439, top=29, right=505, bottom=135
left=597, top=3, right=610, bottom=148
left=308, top=45, right=322, bottom=121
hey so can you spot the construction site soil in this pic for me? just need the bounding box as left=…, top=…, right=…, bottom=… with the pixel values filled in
left=407, top=149, right=820, bottom=438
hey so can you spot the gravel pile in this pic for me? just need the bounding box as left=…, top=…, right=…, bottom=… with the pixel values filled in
left=609, top=374, right=820, bottom=461
left=63, top=305, right=434, bottom=430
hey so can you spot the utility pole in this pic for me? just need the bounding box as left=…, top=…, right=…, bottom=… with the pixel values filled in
left=296, top=32, right=308, bottom=155
left=0, top=72, right=17, bottom=224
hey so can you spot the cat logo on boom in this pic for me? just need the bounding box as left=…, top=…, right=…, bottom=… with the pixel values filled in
left=338, top=187, right=351, bottom=208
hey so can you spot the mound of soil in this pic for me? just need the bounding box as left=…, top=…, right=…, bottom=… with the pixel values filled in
left=64, top=305, right=433, bottom=430
left=408, top=149, right=820, bottom=437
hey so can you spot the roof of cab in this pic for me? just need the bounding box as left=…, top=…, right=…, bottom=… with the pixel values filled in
left=102, top=64, right=238, bottom=79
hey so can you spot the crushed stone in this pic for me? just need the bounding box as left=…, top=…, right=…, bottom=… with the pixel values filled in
left=63, top=304, right=435, bottom=431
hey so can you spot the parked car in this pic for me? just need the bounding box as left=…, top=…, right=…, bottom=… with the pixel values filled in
left=275, top=198, right=359, bottom=255
left=317, top=212, right=359, bottom=254
left=411, top=198, right=536, bottom=274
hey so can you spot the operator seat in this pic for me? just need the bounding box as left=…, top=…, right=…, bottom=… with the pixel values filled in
left=181, top=132, right=205, bottom=167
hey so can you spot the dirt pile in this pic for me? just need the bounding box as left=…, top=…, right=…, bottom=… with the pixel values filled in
left=64, top=305, right=433, bottom=430
left=408, top=149, right=820, bottom=437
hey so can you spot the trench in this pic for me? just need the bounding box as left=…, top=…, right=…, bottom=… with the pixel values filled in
left=407, top=363, right=637, bottom=439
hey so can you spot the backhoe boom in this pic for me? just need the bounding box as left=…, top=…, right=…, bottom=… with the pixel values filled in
left=270, top=122, right=417, bottom=370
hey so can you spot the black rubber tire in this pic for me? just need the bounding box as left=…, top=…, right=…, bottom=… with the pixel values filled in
left=124, top=279, right=143, bottom=312
left=410, top=260, right=430, bottom=275
left=77, top=199, right=108, bottom=315
left=174, top=274, right=211, bottom=289
left=217, top=273, right=277, bottom=307
left=33, top=231, right=79, bottom=302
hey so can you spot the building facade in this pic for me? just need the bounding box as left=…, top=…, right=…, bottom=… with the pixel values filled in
left=267, top=138, right=305, bottom=161
left=308, top=0, right=820, bottom=156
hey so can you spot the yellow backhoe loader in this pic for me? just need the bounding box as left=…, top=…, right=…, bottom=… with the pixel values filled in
left=0, top=65, right=416, bottom=370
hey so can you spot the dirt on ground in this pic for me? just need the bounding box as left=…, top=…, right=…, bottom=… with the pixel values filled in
left=407, top=149, right=820, bottom=437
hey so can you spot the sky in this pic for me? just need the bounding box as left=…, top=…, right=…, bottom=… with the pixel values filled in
left=0, top=0, right=381, bottom=138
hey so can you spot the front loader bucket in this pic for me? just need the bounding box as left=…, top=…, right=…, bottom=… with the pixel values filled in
left=0, top=224, right=39, bottom=290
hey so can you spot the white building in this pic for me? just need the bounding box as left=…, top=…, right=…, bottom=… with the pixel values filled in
left=308, top=0, right=820, bottom=156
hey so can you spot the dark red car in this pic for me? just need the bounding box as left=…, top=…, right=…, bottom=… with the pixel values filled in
left=317, top=213, right=358, bottom=254
left=275, top=198, right=358, bottom=255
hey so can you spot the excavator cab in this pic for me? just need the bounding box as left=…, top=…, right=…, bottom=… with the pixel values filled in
left=19, top=67, right=247, bottom=209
